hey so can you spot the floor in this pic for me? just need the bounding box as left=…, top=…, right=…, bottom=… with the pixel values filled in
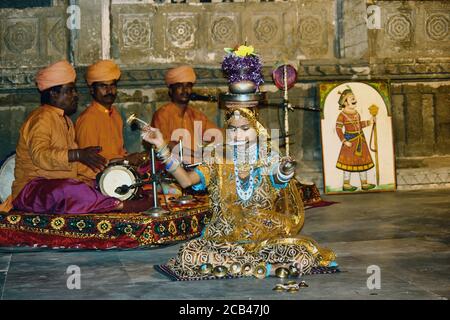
left=1, top=189, right=449, bottom=300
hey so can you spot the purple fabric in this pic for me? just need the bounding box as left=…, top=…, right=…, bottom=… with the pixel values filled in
left=13, top=177, right=121, bottom=214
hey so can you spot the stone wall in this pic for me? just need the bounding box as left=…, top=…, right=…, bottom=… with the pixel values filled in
left=0, top=0, right=449, bottom=191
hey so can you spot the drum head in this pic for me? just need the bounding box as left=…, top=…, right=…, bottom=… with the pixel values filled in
left=0, top=154, right=15, bottom=202
left=98, top=165, right=138, bottom=201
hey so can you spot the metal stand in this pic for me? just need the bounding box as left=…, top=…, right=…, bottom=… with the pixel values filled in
left=176, top=139, right=195, bottom=204
left=144, top=146, right=169, bottom=217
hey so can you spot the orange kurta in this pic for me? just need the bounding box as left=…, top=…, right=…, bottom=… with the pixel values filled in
left=75, top=101, right=127, bottom=179
left=11, top=104, right=79, bottom=200
left=151, top=102, right=218, bottom=163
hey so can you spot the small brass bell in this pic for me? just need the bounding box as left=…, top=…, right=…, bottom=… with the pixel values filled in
left=299, top=280, right=309, bottom=287
left=275, top=267, right=289, bottom=278
left=272, top=284, right=285, bottom=292
left=213, top=265, right=228, bottom=278
left=289, top=265, right=300, bottom=278
left=229, top=262, right=242, bottom=275
left=199, top=263, right=213, bottom=275
left=287, top=286, right=300, bottom=293
left=287, top=280, right=297, bottom=286
left=253, top=264, right=267, bottom=279
left=242, top=263, right=254, bottom=276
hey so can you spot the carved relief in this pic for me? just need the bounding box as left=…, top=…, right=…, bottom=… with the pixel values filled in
left=167, top=16, right=197, bottom=49
left=48, top=19, right=66, bottom=54
left=426, top=13, right=449, bottom=41
left=298, top=16, right=323, bottom=45
left=211, top=17, right=236, bottom=44
left=4, top=20, right=37, bottom=54
left=297, top=14, right=328, bottom=57
left=121, top=14, right=152, bottom=48
left=386, top=14, right=413, bottom=42
left=253, top=16, right=278, bottom=43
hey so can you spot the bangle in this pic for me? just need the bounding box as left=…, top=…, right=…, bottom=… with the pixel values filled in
left=276, top=165, right=294, bottom=183
left=165, top=158, right=175, bottom=171
left=156, top=143, right=168, bottom=155
left=166, top=158, right=180, bottom=173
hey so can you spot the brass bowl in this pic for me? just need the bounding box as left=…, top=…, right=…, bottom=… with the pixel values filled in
left=229, top=81, right=257, bottom=94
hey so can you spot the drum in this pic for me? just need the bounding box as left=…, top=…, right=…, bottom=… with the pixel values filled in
left=96, top=164, right=140, bottom=201
left=0, top=154, right=15, bottom=203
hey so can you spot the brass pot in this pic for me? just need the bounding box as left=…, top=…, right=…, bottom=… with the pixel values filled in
left=229, top=81, right=257, bottom=94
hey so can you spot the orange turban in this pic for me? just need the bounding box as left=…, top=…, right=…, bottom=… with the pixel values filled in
left=35, top=60, right=76, bottom=91
left=86, top=60, right=121, bottom=85
left=165, top=65, right=196, bottom=86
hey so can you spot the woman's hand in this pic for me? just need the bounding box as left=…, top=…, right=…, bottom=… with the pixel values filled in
left=141, top=125, right=165, bottom=149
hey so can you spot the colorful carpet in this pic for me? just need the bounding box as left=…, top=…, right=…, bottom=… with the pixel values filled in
left=0, top=196, right=212, bottom=249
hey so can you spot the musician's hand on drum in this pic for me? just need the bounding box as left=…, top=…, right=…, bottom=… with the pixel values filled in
left=141, top=125, right=164, bottom=149
left=125, top=152, right=147, bottom=167
left=78, top=146, right=107, bottom=172
left=280, top=156, right=297, bottom=177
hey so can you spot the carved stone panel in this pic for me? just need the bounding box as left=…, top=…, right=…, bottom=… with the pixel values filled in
left=165, top=13, right=198, bottom=49
left=47, top=17, right=67, bottom=57
left=425, top=12, right=449, bottom=41
left=120, top=14, right=152, bottom=49
left=2, top=18, right=38, bottom=56
left=210, top=15, right=238, bottom=47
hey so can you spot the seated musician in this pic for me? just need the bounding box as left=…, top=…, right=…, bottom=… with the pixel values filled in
left=2, top=60, right=150, bottom=214
left=75, top=59, right=146, bottom=180
left=151, top=65, right=220, bottom=165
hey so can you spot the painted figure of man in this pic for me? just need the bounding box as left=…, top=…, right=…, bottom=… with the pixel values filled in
left=335, top=86, right=376, bottom=191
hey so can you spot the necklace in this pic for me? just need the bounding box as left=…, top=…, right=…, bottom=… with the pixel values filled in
left=233, top=143, right=258, bottom=202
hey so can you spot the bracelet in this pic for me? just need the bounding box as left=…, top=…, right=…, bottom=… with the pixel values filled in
left=156, top=143, right=168, bottom=155
left=166, top=158, right=180, bottom=173
left=165, top=158, right=175, bottom=171
left=276, top=165, right=294, bottom=183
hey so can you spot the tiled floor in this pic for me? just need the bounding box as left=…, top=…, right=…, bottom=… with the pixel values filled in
left=1, top=189, right=449, bottom=300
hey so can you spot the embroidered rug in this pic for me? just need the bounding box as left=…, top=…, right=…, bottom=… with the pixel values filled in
left=0, top=196, right=212, bottom=249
